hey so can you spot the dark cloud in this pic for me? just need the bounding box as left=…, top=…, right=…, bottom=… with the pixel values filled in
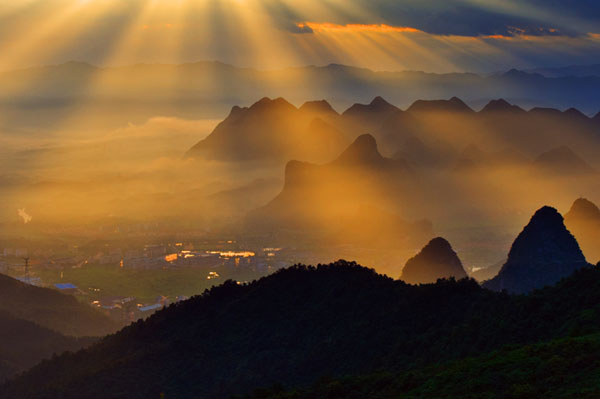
left=282, top=0, right=600, bottom=37
left=288, top=23, right=314, bottom=34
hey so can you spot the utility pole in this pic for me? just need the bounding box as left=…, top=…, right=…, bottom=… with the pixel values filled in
left=24, top=257, right=30, bottom=282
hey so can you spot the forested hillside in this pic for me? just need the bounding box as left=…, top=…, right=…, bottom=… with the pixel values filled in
left=3, top=261, right=600, bottom=399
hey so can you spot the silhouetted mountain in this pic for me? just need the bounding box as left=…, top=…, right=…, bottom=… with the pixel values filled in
left=4, top=62, right=600, bottom=132
left=563, top=107, right=590, bottom=121
left=0, top=273, right=119, bottom=337
left=245, top=135, right=421, bottom=244
left=526, top=64, right=600, bottom=78
left=185, top=97, right=347, bottom=163
left=480, top=98, right=526, bottom=114
left=330, top=134, right=385, bottom=166
left=407, top=96, right=474, bottom=113
left=483, top=206, right=591, bottom=293
left=343, top=96, right=398, bottom=117
left=529, top=107, right=564, bottom=117
left=565, top=198, right=600, bottom=222
left=400, top=237, right=467, bottom=284
left=298, top=100, right=341, bottom=128
left=533, top=146, right=597, bottom=175
left=0, top=311, right=92, bottom=382
left=299, top=100, right=338, bottom=116
left=501, top=68, right=545, bottom=80
left=183, top=91, right=600, bottom=171
left=5, top=261, right=600, bottom=399
left=565, top=198, right=600, bottom=263
left=341, top=97, right=399, bottom=134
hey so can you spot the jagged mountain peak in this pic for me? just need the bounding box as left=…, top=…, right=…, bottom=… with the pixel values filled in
left=481, top=98, right=525, bottom=113
left=299, top=100, right=338, bottom=115
left=342, top=97, right=398, bottom=116
left=529, top=107, right=563, bottom=116
left=563, top=107, right=588, bottom=119
left=249, top=96, right=297, bottom=112
left=407, top=97, right=474, bottom=113
left=332, top=134, right=384, bottom=166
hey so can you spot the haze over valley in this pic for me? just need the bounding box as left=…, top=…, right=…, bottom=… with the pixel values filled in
left=2, top=1, right=600, bottom=397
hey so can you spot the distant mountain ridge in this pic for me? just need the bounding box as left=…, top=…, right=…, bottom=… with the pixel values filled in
left=186, top=95, right=600, bottom=170
left=3, top=61, right=600, bottom=131
left=525, top=64, right=600, bottom=78
left=407, top=96, right=474, bottom=113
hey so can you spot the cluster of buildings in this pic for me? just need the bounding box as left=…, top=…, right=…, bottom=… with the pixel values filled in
left=91, top=295, right=189, bottom=322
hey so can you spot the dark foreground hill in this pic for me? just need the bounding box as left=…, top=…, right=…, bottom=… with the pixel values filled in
left=0, top=273, right=120, bottom=337
left=4, top=261, right=600, bottom=399
left=246, top=333, right=600, bottom=399
left=0, top=311, right=93, bottom=382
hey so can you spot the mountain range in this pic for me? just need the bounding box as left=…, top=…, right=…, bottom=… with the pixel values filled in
left=186, top=96, right=600, bottom=173
left=3, top=61, right=600, bottom=132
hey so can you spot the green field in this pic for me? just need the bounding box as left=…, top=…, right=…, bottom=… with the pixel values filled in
left=24, top=264, right=267, bottom=304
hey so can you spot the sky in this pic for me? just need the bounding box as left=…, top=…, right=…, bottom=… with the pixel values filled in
left=1, top=0, right=600, bottom=73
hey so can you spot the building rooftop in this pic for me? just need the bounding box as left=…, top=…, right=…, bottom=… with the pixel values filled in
left=139, top=303, right=163, bottom=312
left=55, top=283, right=78, bottom=290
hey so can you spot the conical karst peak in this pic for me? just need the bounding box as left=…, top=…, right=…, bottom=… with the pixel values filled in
left=332, top=134, right=383, bottom=165
left=400, top=237, right=467, bottom=284
left=566, top=198, right=600, bottom=221
left=483, top=206, right=589, bottom=293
